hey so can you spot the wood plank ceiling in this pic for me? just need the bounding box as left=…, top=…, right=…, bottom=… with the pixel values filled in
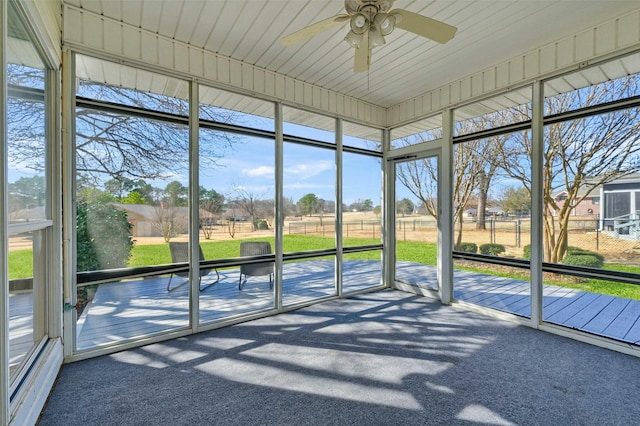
left=62, top=0, right=640, bottom=111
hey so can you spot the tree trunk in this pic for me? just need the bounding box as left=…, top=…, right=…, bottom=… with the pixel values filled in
left=476, top=171, right=488, bottom=230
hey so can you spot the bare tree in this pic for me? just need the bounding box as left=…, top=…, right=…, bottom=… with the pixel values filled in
left=502, top=75, right=640, bottom=262
left=152, top=203, right=180, bottom=243
left=231, top=185, right=264, bottom=231
left=8, top=70, right=239, bottom=185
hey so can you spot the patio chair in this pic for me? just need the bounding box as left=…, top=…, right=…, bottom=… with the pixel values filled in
left=239, top=241, right=274, bottom=290
left=167, top=242, right=219, bottom=292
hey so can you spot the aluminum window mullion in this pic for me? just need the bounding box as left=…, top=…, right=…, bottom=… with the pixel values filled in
left=189, top=81, right=200, bottom=330
left=530, top=81, right=544, bottom=326
left=439, top=109, right=454, bottom=305
left=335, top=118, right=343, bottom=297
left=274, top=103, right=283, bottom=311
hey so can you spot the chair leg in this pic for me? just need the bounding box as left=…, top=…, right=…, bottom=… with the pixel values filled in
left=167, top=274, right=188, bottom=292
left=239, top=273, right=244, bottom=291
left=199, top=269, right=220, bottom=292
left=269, top=273, right=273, bottom=289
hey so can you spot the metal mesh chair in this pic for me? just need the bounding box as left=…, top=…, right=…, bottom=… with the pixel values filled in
left=239, top=241, right=274, bottom=290
left=167, top=242, right=219, bottom=292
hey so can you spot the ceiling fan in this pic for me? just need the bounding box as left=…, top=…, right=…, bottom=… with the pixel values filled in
left=281, top=0, right=457, bottom=73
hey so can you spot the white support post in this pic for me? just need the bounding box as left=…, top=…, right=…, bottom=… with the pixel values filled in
left=61, top=49, right=77, bottom=357
left=335, top=118, right=343, bottom=297
left=274, top=103, right=284, bottom=311
left=530, top=81, right=544, bottom=326
left=382, top=128, right=394, bottom=288
left=439, top=109, right=454, bottom=305
left=0, top=0, right=9, bottom=422
left=189, top=81, right=200, bottom=329
left=48, top=56, right=63, bottom=343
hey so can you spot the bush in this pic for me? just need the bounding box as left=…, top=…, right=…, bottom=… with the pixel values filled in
left=566, top=246, right=605, bottom=263
left=479, top=243, right=505, bottom=256
left=76, top=201, right=134, bottom=272
left=562, top=254, right=604, bottom=268
left=254, top=220, right=269, bottom=230
left=523, top=244, right=531, bottom=260
left=459, top=242, right=477, bottom=253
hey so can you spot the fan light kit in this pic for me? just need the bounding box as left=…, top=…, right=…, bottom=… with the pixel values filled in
left=281, top=0, right=457, bottom=73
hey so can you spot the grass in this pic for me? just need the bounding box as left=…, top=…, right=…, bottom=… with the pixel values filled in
left=8, top=250, right=33, bottom=280
left=10, top=235, right=640, bottom=300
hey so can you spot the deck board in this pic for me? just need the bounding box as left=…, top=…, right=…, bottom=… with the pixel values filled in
left=582, top=297, right=631, bottom=334
left=10, top=260, right=640, bottom=353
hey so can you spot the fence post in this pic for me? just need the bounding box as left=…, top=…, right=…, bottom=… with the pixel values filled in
left=490, top=218, right=495, bottom=244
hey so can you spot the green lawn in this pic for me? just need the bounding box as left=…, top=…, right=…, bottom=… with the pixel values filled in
left=9, top=236, right=640, bottom=300
left=8, top=250, right=33, bottom=280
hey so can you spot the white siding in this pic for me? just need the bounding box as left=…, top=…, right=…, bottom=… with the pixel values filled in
left=62, top=4, right=385, bottom=127
left=387, top=9, right=640, bottom=127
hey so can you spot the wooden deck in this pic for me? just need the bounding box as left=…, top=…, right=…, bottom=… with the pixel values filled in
left=9, top=260, right=640, bottom=355
left=8, top=292, right=35, bottom=372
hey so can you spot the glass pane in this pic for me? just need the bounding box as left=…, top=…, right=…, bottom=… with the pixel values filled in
left=391, top=114, right=441, bottom=149
left=283, top=106, right=335, bottom=144
left=7, top=65, right=47, bottom=221
left=453, top=133, right=532, bottom=257
left=395, top=157, right=439, bottom=289
left=75, top=60, right=191, bottom=350
left=198, top=130, right=275, bottom=252
left=542, top=274, right=640, bottom=345
left=454, top=88, right=531, bottom=136
left=343, top=121, right=381, bottom=151
left=8, top=232, right=46, bottom=378
left=542, top=68, right=640, bottom=342
left=282, top=256, right=335, bottom=306
left=76, top=55, right=189, bottom=116
left=545, top=51, right=640, bottom=115
left=342, top=152, right=381, bottom=247
left=199, top=258, right=274, bottom=321
left=200, top=86, right=274, bottom=131
left=283, top=142, right=336, bottom=251
left=343, top=250, right=382, bottom=293
left=7, top=0, right=49, bottom=382
left=453, top=258, right=531, bottom=318
left=198, top=86, right=276, bottom=322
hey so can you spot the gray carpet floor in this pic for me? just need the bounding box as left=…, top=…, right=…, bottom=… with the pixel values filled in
left=39, top=290, right=640, bottom=425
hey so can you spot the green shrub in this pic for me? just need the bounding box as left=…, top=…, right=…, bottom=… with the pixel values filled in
left=562, top=254, right=604, bottom=268
left=566, top=246, right=605, bottom=263
left=76, top=201, right=134, bottom=272
left=459, top=242, right=477, bottom=253
left=523, top=244, right=531, bottom=260
left=254, top=219, right=269, bottom=230
left=479, top=243, right=506, bottom=256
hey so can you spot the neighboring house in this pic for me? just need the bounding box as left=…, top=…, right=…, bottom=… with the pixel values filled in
left=112, top=203, right=217, bottom=237
left=223, top=207, right=248, bottom=222
left=600, top=174, right=640, bottom=236
left=9, top=205, right=46, bottom=223
left=552, top=183, right=601, bottom=217
left=551, top=174, right=640, bottom=237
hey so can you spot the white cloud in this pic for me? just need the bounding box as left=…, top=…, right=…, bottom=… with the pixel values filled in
left=284, top=161, right=333, bottom=179
left=242, top=165, right=274, bottom=177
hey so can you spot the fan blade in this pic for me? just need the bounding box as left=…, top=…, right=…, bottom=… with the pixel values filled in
left=353, top=31, right=370, bottom=73
left=281, top=14, right=350, bottom=46
left=393, top=9, right=457, bottom=44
